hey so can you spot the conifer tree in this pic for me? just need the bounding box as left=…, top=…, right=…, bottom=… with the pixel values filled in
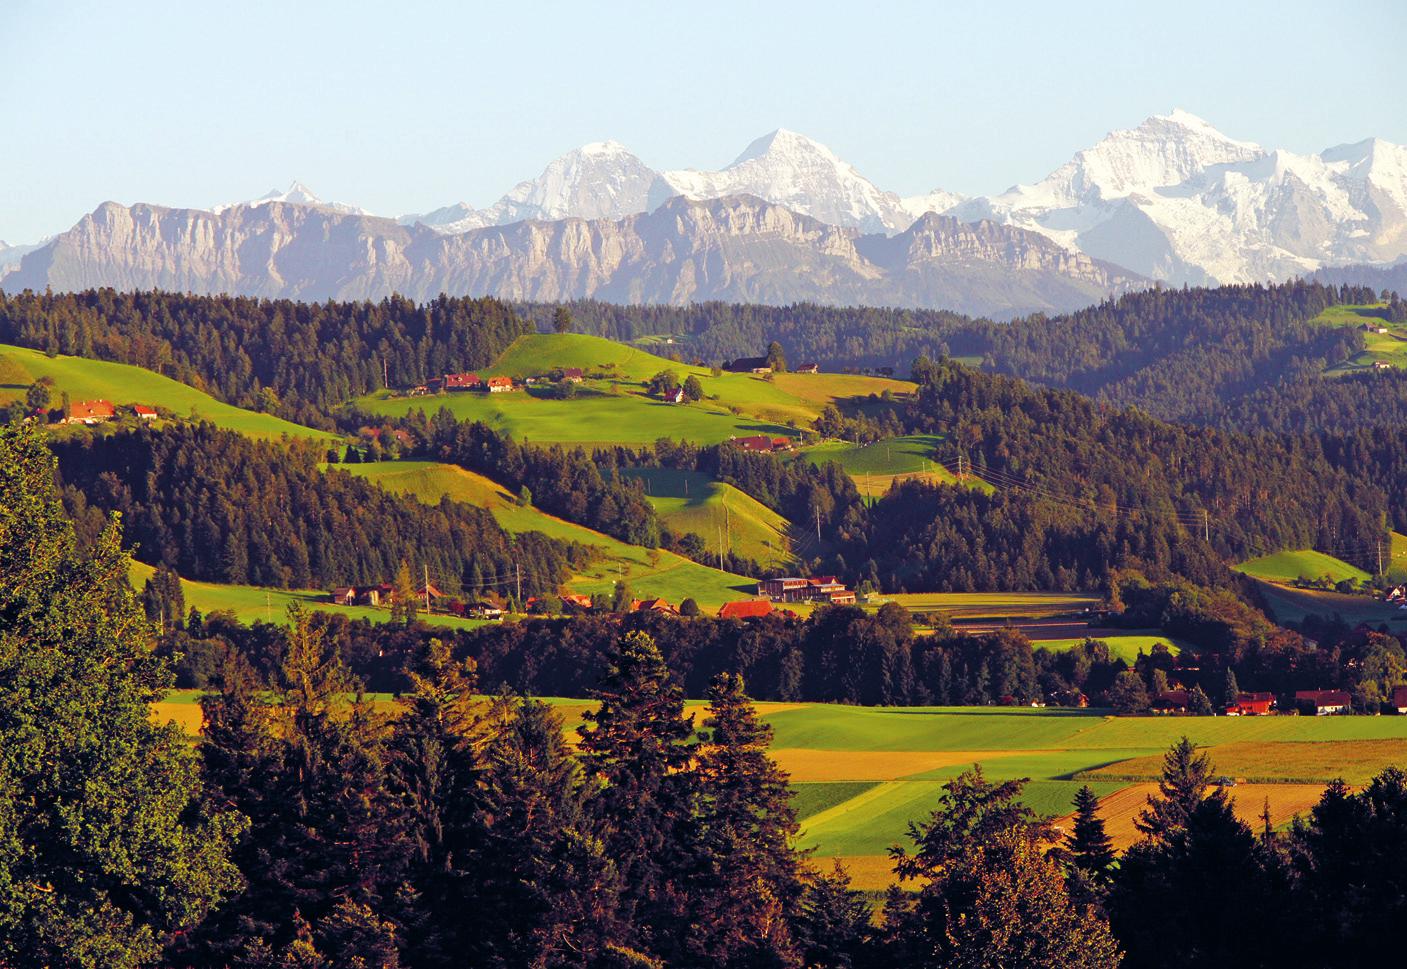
left=793, top=862, right=871, bottom=969
left=577, top=631, right=695, bottom=952
left=1136, top=736, right=1213, bottom=840
left=391, top=560, right=418, bottom=625
left=883, top=768, right=1119, bottom=968
left=0, top=423, right=242, bottom=968
left=1222, top=667, right=1241, bottom=709
left=679, top=672, right=803, bottom=966
left=1066, top=785, right=1116, bottom=906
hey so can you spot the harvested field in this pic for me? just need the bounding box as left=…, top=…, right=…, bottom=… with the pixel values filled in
left=1066, top=782, right=1329, bottom=851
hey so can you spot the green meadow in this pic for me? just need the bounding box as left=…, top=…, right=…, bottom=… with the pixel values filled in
left=1234, top=549, right=1370, bottom=584
left=621, top=467, right=795, bottom=571
left=334, top=461, right=756, bottom=609
left=0, top=344, right=336, bottom=442
left=1034, top=634, right=1184, bottom=664
left=355, top=333, right=913, bottom=446
left=1311, top=303, right=1407, bottom=374
left=128, top=560, right=488, bottom=630
left=1249, top=578, right=1407, bottom=627
left=762, top=704, right=1407, bottom=888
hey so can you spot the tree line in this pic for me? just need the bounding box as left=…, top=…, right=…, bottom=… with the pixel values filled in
left=0, top=288, right=532, bottom=427
left=50, top=422, right=585, bottom=594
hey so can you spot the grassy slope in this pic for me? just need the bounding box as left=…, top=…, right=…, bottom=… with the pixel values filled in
left=334, top=461, right=755, bottom=608
left=1389, top=530, right=1407, bottom=583
left=1034, top=635, right=1184, bottom=664
left=356, top=333, right=912, bottom=446
left=1311, top=303, right=1407, bottom=374
left=0, top=344, right=335, bottom=442
left=620, top=467, right=795, bottom=571
left=1234, top=549, right=1371, bottom=584
left=1250, top=579, right=1407, bottom=627
left=128, top=560, right=487, bottom=630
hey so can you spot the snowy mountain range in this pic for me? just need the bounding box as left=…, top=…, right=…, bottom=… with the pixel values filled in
left=388, top=112, right=1407, bottom=286
left=4, top=111, right=1404, bottom=305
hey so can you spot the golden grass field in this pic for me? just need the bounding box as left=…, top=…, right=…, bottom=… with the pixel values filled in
left=1079, top=739, right=1407, bottom=787
left=1057, top=782, right=1330, bottom=851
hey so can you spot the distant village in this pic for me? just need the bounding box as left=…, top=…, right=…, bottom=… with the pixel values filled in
left=326, top=572, right=858, bottom=623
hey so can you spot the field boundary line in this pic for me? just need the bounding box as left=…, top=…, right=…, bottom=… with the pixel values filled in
left=797, top=780, right=907, bottom=835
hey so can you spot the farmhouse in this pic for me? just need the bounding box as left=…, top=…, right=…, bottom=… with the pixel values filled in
left=561, top=593, right=594, bottom=613
left=732, top=434, right=794, bottom=453
left=723, top=355, right=770, bottom=373
left=794, top=362, right=819, bottom=374
left=131, top=404, right=158, bottom=420
left=485, top=376, right=516, bottom=393
left=664, top=386, right=686, bottom=404
left=718, top=599, right=773, bottom=620
left=443, top=372, right=482, bottom=391
left=560, top=367, right=584, bottom=383
left=467, top=601, right=504, bottom=620
left=64, top=399, right=116, bottom=424
left=1392, top=685, right=1407, bottom=714
left=633, top=597, right=679, bottom=615
left=1151, top=690, right=1191, bottom=713
left=328, top=583, right=397, bottom=607
left=1374, top=360, right=1392, bottom=370
left=1295, top=689, right=1352, bottom=715
left=1226, top=691, right=1275, bottom=716
left=757, top=575, right=856, bottom=605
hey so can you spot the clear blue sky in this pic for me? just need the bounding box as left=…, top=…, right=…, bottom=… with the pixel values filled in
left=3, top=0, right=1404, bottom=242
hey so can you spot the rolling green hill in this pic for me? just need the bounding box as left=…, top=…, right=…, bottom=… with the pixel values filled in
left=799, top=433, right=961, bottom=497
left=620, top=467, right=795, bottom=571
left=355, top=332, right=915, bottom=446
left=1234, top=549, right=1370, bottom=584
left=335, top=460, right=756, bottom=608
left=0, top=344, right=335, bottom=442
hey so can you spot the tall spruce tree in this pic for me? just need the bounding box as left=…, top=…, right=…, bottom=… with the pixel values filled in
left=1135, top=736, right=1212, bottom=840
left=1066, top=785, right=1116, bottom=907
left=0, top=423, right=242, bottom=968
left=577, top=631, right=695, bottom=955
left=678, top=672, right=803, bottom=967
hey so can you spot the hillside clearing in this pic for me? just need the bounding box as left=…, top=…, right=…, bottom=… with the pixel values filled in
left=335, top=461, right=756, bottom=608
left=1234, top=549, right=1370, bottom=584
left=0, top=344, right=335, bottom=442
left=621, top=467, right=795, bottom=570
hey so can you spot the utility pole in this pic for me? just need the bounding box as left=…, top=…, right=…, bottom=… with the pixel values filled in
left=424, top=563, right=431, bottom=614
left=1203, top=509, right=1210, bottom=544
left=1378, top=539, right=1385, bottom=576
left=815, top=507, right=822, bottom=543
left=724, top=500, right=731, bottom=555
left=515, top=562, right=522, bottom=605
left=383, top=355, right=390, bottom=390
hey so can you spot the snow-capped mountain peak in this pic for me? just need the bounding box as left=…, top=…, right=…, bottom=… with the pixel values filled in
left=656, top=128, right=922, bottom=234
left=405, top=140, right=662, bottom=233
left=216, top=181, right=367, bottom=216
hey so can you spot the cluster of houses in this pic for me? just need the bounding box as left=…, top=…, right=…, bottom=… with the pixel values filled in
left=39, top=399, right=159, bottom=425
left=1151, top=687, right=1381, bottom=716
left=757, top=575, right=857, bottom=606
left=730, top=434, right=796, bottom=453
left=404, top=368, right=586, bottom=398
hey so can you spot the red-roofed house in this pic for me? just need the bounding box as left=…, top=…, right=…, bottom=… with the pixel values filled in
left=485, top=376, right=515, bottom=393
left=719, top=599, right=773, bottom=620
left=561, top=368, right=584, bottom=383
left=1226, top=691, right=1275, bottom=716
left=1152, top=690, right=1191, bottom=713
left=131, top=404, right=158, bottom=420
left=443, top=372, right=481, bottom=391
left=65, top=399, right=116, bottom=425
left=634, top=597, right=678, bottom=615
left=732, top=435, right=794, bottom=453
left=1295, top=689, right=1352, bottom=716
left=561, top=593, right=594, bottom=613
left=1392, top=685, right=1407, bottom=714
